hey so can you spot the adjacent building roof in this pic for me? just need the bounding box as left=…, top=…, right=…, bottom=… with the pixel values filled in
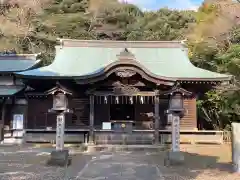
left=0, top=86, right=24, bottom=96
left=16, top=39, right=232, bottom=82
left=0, top=53, right=41, bottom=72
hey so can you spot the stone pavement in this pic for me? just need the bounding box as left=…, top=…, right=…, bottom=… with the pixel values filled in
left=75, top=152, right=164, bottom=180
left=0, top=145, right=167, bottom=180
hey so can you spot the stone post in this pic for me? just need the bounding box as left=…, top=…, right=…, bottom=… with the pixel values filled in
left=165, top=113, right=184, bottom=166
left=232, top=122, right=240, bottom=173
left=171, top=114, right=180, bottom=152
left=56, top=113, right=65, bottom=151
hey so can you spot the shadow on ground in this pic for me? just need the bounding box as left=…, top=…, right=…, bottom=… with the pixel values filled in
left=151, top=150, right=235, bottom=180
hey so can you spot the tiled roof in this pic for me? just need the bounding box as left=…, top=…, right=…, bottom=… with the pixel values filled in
left=0, top=54, right=41, bottom=72
left=16, top=39, right=232, bottom=81
left=0, top=85, right=24, bottom=96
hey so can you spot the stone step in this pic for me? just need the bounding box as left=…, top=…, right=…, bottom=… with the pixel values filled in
left=87, top=144, right=169, bottom=152
left=1, top=138, right=23, bottom=145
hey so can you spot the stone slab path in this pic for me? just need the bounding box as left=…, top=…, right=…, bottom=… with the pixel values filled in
left=75, top=152, right=164, bottom=180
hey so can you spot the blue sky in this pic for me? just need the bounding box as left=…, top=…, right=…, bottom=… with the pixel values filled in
left=119, top=0, right=204, bottom=11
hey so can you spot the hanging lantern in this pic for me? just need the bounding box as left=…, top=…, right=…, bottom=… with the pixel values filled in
left=169, top=92, right=184, bottom=112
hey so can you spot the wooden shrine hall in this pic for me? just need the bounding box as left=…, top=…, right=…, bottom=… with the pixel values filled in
left=0, top=39, right=232, bottom=145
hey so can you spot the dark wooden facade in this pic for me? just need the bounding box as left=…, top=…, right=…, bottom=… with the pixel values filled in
left=23, top=71, right=198, bottom=132
left=25, top=96, right=197, bottom=131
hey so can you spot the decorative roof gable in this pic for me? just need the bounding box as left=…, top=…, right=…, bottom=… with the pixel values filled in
left=116, top=48, right=135, bottom=61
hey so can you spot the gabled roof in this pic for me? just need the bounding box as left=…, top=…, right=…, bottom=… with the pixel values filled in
left=163, top=83, right=192, bottom=96
left=16, top=39, right=232, bottom=82
left=0, top=53, right=41, bottom=73
left=45, top=82, right=73, bottom=95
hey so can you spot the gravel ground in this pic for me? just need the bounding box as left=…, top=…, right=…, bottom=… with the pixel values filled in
left=0, top=144, right=239, bottom=180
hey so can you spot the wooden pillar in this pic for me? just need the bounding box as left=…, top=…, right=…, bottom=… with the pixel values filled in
left=1, top=98, right=6, bottom=123
left=0, top=98, right=6, bottom=141
left=154, top=91, right=160, bottom=144
left=89, top=95, right=94, bottom=144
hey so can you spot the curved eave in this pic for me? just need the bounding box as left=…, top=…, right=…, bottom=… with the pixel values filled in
left=74, top=60, right=176, bottom=85
left=25, top=59, right=42, bottom=71
left=15, top=60, right=176, bottom=86
left=177, top=75, right=233, bottom=82
left=15, top=60, right=233, bottom=83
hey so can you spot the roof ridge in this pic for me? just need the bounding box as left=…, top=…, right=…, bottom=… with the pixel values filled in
left=57, top=38, right=187, bottom=48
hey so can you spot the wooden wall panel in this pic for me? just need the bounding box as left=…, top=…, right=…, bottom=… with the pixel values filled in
left=159, top=99, right=169, bottom=129
left=94, top=104, right=109, bottom=128
left=26, top=96, right=197, bottom=130
left=181, top=97, right=197, bottom=130
left=68, top=98, right=90, bottom=128
left=27, top=97, right=91, bottom=129
left=27, top=97, right=53, bottom=129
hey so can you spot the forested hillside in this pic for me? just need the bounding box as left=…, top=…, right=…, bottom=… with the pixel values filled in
left=0, top=0, right=239, bottom=130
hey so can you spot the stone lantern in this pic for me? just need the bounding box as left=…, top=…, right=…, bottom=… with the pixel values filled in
left=47, top=84, right=72, bottom=167
left=164, top=85, right=192, bottom=166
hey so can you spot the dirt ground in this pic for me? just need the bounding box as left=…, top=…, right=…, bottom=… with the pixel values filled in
left=158, top=144, right=240, bottom=180
left=0, top=144, right=239, bottom=180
